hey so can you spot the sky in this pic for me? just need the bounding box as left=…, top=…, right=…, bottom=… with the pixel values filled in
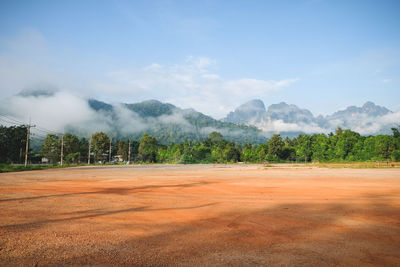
left=0, top=0, right=399, bottom=119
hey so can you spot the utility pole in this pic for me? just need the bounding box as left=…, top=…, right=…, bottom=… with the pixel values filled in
left=128, top=140, right=131, bottom=164
left=24, top=122, right=35, bottom=167
left=60, top=134, right=64, bottom=166
left=109, top=138, right=112, bottom=163
left=88, top=136, right=92, bottom=165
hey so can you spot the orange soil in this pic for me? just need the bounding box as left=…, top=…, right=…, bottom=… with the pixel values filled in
left=0, top=164, right=399, bottom=266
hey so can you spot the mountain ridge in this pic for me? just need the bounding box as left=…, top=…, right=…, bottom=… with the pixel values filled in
left=85, top=98, right=267, bottom=144
left=223, top=99, right=397, bottom=135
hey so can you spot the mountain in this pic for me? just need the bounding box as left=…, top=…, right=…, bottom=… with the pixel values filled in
left=326, top=101, right=391, bottom=120
left=224, top=99, right=266, bottom=124
left=223, top=99, right=398, bottom=136
left=88, top=99, right=113, bottom=112
left=125, top=100, right=176, bottom=117
left=83, top=99, right=267, bottom=144
left=266, top=102, right=316, bottom=124
left=323, top=101, right=394, bottom=134
left=224, top=100, right=316, bottom=125
left=2, top=88, right=398, bottom=144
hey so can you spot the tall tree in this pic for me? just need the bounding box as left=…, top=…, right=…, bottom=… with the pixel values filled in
left=138, top=133, right=158, bottom=162
left=374, top=135, right=395, bottom=160
left=78, top=137, right=89, bottom=163
left=267, top=134, right=284, bottom=160
left=223, top=143, right=241, bottom=162
left=296, top=135, right=313, bottom=162
left=63, top=133, right=80, bottom=155
left=40, top=134, right=60, bottom=163
left=117, top=140, right=129, bottom=161
left=91, top=132, right=110, bottom=162
left=335, top=130, right=360, bottom=160
left=0, top=125, right=27, bottom=163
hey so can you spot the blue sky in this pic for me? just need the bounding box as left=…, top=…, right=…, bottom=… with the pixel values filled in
left=0, top=0, right=399, bottom=118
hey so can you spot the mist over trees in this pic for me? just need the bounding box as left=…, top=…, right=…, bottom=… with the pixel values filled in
left=1, top=126, right=400, bottom=165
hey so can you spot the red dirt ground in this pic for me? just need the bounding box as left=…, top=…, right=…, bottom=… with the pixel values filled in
left=0, top=164, right=399, bottom=266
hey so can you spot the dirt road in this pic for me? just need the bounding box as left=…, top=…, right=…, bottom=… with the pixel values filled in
left=0, top=164, right=399, bottom=266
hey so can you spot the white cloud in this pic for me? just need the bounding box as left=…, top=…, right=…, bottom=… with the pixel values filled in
left=324, top=111, right=400, bottom=135
left=0, top=30, right=298, bottom=119
left=94, top=58, right=298, bottom=118
left=254, top=118, right=326, bottom=136
left=382, top=79, right=392, bottom=83
left=0, top=91, right=96, bottom=132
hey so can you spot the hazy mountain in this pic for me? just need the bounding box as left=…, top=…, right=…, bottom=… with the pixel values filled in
left=326, top=101, right=391, bottom=120
left=224, top=100, right=316, bottom=125
left=224, top=99, right=266, bottom=124
left=2, top=89, right=398, bottom=144
left=223, top=99, right=398, bottom=136
left=266, top=102, right=316, bottom=124
left=323, top=101, right=394, bottom=134
left=86, top=99, right=267, bottom=144
left=125, top=100, right=176, bottom=117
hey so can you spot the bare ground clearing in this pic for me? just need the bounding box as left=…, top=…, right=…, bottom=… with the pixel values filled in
left=0, top=164, right=399, bottom=266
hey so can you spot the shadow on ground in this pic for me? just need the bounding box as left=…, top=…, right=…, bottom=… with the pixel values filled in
left=0, top=181, right=212, bottom=202
left=1, top=192, right=399, bottom=266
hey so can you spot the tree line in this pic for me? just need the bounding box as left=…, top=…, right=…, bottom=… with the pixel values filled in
left=1, top=125, right=400, bottom=164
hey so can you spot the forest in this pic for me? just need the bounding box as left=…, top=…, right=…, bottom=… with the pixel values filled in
left=1, top=125, right=400, bottom=165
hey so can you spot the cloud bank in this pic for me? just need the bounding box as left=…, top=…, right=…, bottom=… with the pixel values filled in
left=0, top=30, right=298, bottom=119
left=94, top=56, right=298, bottom=118
left=0, top=30, right=398, bottom=138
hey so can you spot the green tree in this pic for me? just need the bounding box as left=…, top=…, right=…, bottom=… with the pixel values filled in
left=0, top=125, right=27, bottom=163
left=91, top=132, right=110, bottom=162
left=391, top=126, right=400, bottom=150
left=79, top=137, right=89, bottom=163
left=335, top=127, right=343, bottom=136
left=391, top=150, right=400, bottom=161
left=312, top=134, right=329, bottom=161
left=335, top=130, right=360, bottom=160
left=204, top=132, right=226, bottom=147
left=295, top=135, right=313, bottom=162
left=241, top=143, right=257, bottom=162
left=192, top=143, right=212, bottom=162
left=374, top=135, right=395, bottom=160
left=360, top=136, right=378, bottom=160
left=63, top=133, right=80, bottom=163
left=391, top=126, right=400, bottom=139
left=138, top=133, right=158, bottom=162
left=65, top=152, right=80, bottom=164
left=267, top=134, right=284, bottom=160
left=256, top=144, right=268, bottom=162
left=117, top=140, right=129, bottom=161
left=40, top=134, right=60, bottom=163
left=223, top=143, right=241, bottom=162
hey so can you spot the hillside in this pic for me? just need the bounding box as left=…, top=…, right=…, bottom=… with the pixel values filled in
left=84, top=99, right=267, bottom=144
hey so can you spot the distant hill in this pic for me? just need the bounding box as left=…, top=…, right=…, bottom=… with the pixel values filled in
left=2, top=89, right=398, bottom=144
left=223, top=99, right=397, bottom=136
left=82, top=99, right=267, bottom=144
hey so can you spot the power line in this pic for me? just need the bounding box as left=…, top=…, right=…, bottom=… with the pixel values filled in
left=0, top=114, right=25, bottom=125
left=33, top=127, right=61, bottom=136
left=36, top=126, right=62, bottom=135
left=0, top=117, right=22, bottom=126
left=0, top=114, right=62, bottom=136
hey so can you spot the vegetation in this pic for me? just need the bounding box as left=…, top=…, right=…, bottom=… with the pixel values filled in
left=91, top=132, right=110, bottom=162
left=87, top=99, right=268, bottom=145
left=0, top=125, right=27, bottom=163
left=1, top=125, right=400, bottom=167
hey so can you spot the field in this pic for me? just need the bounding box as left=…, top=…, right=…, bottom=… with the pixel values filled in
left=0, top=164, right=399, bottom=266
